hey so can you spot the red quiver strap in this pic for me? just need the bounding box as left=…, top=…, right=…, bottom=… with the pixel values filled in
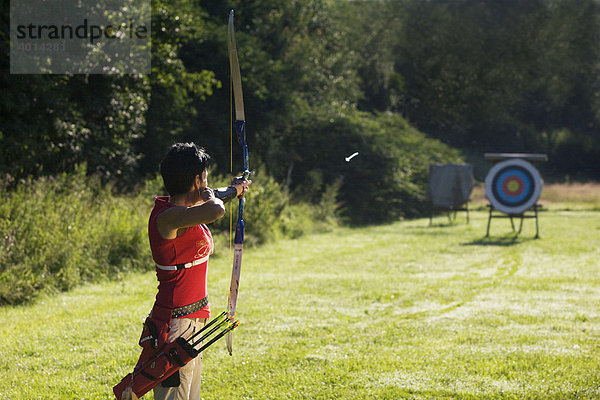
left=113, top=337, right=196, bottom=400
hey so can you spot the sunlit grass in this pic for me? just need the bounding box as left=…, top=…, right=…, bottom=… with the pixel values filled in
left=1, top=209, right=600, bottom=399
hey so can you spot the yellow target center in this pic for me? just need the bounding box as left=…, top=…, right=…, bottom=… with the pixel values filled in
left=507, top=180, right=520, bottom=193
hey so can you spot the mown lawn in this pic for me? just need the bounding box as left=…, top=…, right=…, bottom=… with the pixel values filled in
left=1, top=208, right=599, bottom=399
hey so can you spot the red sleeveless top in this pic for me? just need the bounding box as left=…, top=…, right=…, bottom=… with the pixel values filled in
left=148, top=196, right=213, bottom=319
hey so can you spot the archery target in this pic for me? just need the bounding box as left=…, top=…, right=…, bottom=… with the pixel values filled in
left=485, top=158, right=542, bottom=214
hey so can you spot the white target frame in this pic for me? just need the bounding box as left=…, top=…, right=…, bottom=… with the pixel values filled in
left=485, top=158, right=543, bottom=215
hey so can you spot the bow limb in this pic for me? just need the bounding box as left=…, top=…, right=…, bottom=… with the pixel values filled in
left=226, top=9, right=249, bottom=356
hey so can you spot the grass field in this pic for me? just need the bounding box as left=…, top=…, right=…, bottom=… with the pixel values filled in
left=1, top=205, right=599, bottom=399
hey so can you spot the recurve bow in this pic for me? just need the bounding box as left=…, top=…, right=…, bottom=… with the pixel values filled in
left=226, top=9, right=250, bottom=356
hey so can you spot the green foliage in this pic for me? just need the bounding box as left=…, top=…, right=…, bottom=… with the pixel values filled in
left=0, top=167, right=340, bottom=305
left=368, top=0, right=600, bottom=175
left=0, top=166, right=151, bottom=305
left=546, top=128, right=600, bottom=179
left=0, top=71, right=149, bottom=183
left=2, top=0, right=600, bottom=228
left=205, top=166, right=291, bottom=248
left=282, top=108, right=462, bottom=224
left=138, top=0, right=221, bottom=174
left=204, top=164, right=340, bottom=247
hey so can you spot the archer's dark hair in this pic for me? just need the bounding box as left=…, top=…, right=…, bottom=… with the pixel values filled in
left=160, top=143, right=211, bottom=196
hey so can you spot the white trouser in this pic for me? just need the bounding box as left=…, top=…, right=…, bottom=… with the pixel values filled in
left=153, top=317, right=207, bottom=400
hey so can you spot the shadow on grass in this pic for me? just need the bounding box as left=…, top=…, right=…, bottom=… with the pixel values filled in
left=462, top=233, right=538, bottom=247
left=427, top=221, right=467, bottom=228
left=406, top=226, right=461, bottom=236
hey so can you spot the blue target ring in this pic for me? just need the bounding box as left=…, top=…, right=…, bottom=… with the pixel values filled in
left=494, top=168, right=531, bottom=205
left=485, top=159, right=542, bottom=214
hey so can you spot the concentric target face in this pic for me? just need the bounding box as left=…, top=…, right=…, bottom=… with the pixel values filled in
left=485, top=159, right=542, bottom=214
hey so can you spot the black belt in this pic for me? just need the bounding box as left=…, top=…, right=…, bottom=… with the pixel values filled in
left=172, top=296, right=209, bottom=318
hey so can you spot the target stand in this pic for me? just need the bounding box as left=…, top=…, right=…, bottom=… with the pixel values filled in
left=486, top=203, right=542, bottom=238
left=484, top=154, right=546, bottom=238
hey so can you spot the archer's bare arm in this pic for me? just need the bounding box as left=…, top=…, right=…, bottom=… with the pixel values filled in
left=156, top=189, right=225, bottom=239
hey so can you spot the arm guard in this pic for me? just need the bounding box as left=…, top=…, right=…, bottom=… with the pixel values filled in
left=214, top=186, right=238, bottom=203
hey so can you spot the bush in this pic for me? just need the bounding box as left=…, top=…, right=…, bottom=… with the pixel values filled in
left=0, top=165, right=151, bottom=305
left=0, top=166, right=340, bottom=305
left=282, top=109, right=463, bottom=224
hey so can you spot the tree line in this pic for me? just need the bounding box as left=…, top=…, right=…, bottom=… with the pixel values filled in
left=1, top=0, right=598, bottom=223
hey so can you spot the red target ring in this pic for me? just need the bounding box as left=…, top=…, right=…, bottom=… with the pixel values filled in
left=502, top=176, right=525, bottom=197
